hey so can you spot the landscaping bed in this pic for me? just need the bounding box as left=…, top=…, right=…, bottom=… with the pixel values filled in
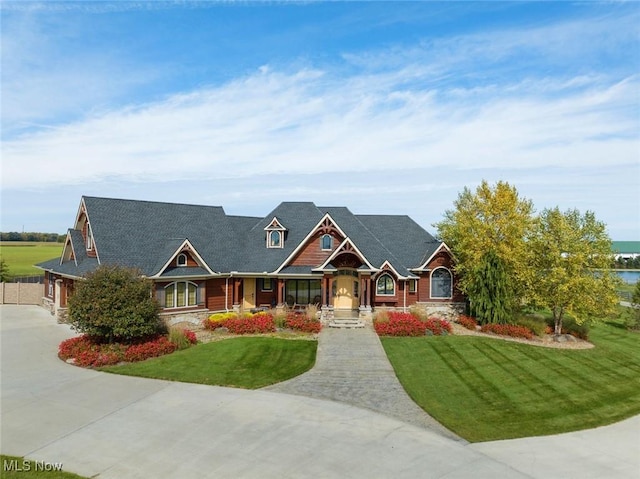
left=450, top=322, right=594, bottom=349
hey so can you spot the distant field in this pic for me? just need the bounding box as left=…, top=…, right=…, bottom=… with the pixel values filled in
left=0, top=242, right=63, bottom=277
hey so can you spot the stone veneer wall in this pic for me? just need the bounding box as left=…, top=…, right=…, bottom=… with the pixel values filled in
left=161, top=310, right=211, bottom=328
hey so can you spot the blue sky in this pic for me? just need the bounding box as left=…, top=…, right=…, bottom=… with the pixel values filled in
left=1, top=1, right=639, bottom=239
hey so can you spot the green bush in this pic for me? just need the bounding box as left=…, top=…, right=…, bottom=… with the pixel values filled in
left=515, top=316, right=547, bottom=337
left=68, top=265, right=164, bottom=343
left=545, top=315, right=590, bottom=340
left=624, top=281, right=640, bottom=330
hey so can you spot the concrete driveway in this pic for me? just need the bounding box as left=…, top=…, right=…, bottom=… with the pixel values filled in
left=1, top=305, right=638, bottom=478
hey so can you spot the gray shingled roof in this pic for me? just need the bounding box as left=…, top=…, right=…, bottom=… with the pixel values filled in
left=37, top=197, right=442, bottom=279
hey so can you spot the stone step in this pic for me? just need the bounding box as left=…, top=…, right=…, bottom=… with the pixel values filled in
left=328, top=319, right=365, bottom=329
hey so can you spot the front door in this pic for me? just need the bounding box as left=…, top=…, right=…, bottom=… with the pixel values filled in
left=333, top=272, right=358, bottom=310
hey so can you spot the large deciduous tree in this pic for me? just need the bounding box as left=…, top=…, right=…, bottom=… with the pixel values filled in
left=435, top=180, right=534, bottom=323
left=68, top=265, right=164, bottom=343
left=528, top=208, right=620, bottom=335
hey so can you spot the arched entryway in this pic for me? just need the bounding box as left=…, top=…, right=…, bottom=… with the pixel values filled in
left=333, top=269, right=359, bottom=310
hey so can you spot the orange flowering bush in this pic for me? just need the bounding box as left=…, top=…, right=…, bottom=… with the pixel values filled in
left=458, top=315, right=478, bottom=330
left=480, top=323, right=534, bottom=340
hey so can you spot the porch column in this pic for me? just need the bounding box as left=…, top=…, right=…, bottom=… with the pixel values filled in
left=233, top=279, right=242, bottom=306
left=322, top=275, right=330, bottom=307
left=277, top=278, right=284, bottom=306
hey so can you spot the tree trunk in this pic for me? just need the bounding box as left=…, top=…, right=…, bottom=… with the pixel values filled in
left=553, top=307, right=564, bottom=336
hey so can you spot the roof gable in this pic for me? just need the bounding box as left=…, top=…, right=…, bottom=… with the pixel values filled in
left=153, top=239, right=215, bottom=278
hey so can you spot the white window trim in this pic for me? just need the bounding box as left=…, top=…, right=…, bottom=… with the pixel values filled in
left=86, top=223, right=93, bottom=251
left=177, top=253, right=188, bottom=267
left=321, top=234, right=333, bottom=251
left=267, top=230, right=284, bottom=249
left=164, top=281, right=198, bottom=309
left=376, top=273, right=396, bottom=296
left=430, top=267, right=453, bottom=299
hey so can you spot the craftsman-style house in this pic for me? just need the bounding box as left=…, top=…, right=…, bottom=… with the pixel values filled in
left=37, top=197, right=465, bottom=322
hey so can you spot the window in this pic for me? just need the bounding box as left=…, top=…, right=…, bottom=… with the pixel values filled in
left=177, top=253, right=187, bottom=266
left=164, top=281, right=198, bottom=308
left=321, top=234, right=333, bottom=250
left=430, top=268, right=452, bottom=299
left=47, top=272, right=55, bottom=297
left=285, top=279, right=322, bottom=305
left=409, top=279, right=417, bottom=293
left=86, top=223, right=93, bottom=251
left=268, top=230, right=282, bottom=248
left=261, top=278, right=273, bottom=291
left=376, top=274, right=395, bottom=296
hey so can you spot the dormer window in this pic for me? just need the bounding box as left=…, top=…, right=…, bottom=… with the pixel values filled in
left=264, top=217, right=287, bottom=249
left=177, top=253, right=187, bottom=267
left=269, top=230, right=282, bottom=248
left=86, top=223, right=93, bottom=251
left=321, top=234, right=333, bottom=250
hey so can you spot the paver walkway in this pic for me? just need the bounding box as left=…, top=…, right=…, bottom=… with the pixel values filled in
left=264, top=323, right=462, bottom=441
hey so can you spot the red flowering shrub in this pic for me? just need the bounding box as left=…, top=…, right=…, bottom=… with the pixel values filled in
left=480, top=323, right=534, bottom=340
left=424, top=317, right=452, bottom=335
left=183, top=329, right=197, bottom=344
left=124, top=336, right=177, bottom=362
left=59, top=334, right=179, bottom=367
left=59, top=335, right=94, bottom=360
left=458, top=315, right=478, bottom=330
left=285, top=312, right=322, bottom=333
left=224, top=313, right=276, bottom=334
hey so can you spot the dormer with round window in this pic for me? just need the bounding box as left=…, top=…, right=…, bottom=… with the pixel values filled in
left=264, top=217, right=287, bottom=249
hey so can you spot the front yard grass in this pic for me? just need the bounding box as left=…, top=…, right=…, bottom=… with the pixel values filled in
left=381, top=316, right=640, bottom=442
left=101, top=337, right=317, bottom=389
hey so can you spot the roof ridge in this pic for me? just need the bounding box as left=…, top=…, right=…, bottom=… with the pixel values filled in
left=83, top=195, right=225, bottom=211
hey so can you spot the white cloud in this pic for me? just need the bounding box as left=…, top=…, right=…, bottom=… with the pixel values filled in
left=3, top=62, right=637, bottom=190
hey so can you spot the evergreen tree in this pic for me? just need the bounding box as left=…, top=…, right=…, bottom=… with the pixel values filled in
left=468, top=249, right=515, bottom=324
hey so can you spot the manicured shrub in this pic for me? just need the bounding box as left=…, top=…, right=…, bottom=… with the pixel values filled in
left=67, top=265, right=163, bottom=343
left=480, top=323, right=534, bottom=340
left=285, top=312, right=322, bottom=333
left=458, top=315, right=478, bottom=330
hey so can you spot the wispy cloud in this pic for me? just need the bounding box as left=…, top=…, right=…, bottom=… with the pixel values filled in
left=2, top=3, right=638, bottom=232
left=3, top=60, right=637, bottom=189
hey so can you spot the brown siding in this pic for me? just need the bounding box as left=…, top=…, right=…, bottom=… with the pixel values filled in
left=290, top=232, right=342, bottom=267
left=255, top=279, right=277, bottom=308
left=421, top=250, right=465, bottom=302
left=173, top=252, right=198, bottom=267
left=206, top=278, right=228, bottom=311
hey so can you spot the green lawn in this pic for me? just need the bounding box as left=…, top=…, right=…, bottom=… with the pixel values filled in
left=102, top=337, right=317, bottom=389
left=0, top=242, right=63, bottom=277
left=381, top=317, right=640, bottom=442
left=0, top=455, right=86, bottom=479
